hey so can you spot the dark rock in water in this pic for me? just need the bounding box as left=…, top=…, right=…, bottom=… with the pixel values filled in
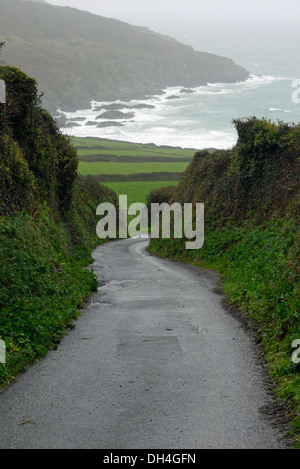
left=166, top=95, right=180, bottom=100
left=85, top=121, right=99, bottom=126
left=130, top=103, right=155, bottom=109
left=94, top=103, right=154, bottom=112
left=179, top=88, right=196, bottom=94
left=97, top=121, right=125, bottom=128
left=69, top=117, right=86, bottom=122
left=64, top=122, right=82, bottom=127
left=94, top=103, right=127, bottom=112
left=96, top=110, right=135, bottom=120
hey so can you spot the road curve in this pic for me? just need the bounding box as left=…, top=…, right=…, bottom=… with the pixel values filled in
left=0, top=238, right=287, bottom=449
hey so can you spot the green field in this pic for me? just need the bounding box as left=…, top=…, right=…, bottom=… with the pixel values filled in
left=104, top=181, right=178, bottom=207
left=78, top=161, right=189, bottom=175
left=72, top=137, right=196, bottom=159
left=73, top=137, right=198, bottom=204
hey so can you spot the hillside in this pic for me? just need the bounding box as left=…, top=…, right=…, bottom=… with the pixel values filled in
left=0, top=0, right=249, bottom=113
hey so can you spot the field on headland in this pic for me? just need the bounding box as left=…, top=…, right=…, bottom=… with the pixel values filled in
left=73, top=137, right=197, bottom=204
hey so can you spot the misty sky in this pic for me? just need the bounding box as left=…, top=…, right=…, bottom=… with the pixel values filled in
left=46, top=0, right=300, bottom=29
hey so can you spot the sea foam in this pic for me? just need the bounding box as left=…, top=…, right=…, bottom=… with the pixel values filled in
left=59, top=74, right=298, bottom=150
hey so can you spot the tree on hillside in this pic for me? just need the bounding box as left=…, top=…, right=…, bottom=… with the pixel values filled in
left=0, top=42, right=5, bottom=62
left=0, top=43, right=6, bottom=126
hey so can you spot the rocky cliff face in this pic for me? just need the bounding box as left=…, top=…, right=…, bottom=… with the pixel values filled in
left=0, top=0, right=249, bottom=112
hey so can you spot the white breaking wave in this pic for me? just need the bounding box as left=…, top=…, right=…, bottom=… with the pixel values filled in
left=59, top=73, right=297, bottom=150
left=269, top=107, right=291, bottom=113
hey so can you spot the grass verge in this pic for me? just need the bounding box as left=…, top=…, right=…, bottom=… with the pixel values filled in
left=149, top=217, right=300, bottom=447
left=0, top=178, right=115, bottom=387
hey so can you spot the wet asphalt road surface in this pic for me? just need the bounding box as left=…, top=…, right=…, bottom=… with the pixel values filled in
left=0, top=238, right=288, bottom=448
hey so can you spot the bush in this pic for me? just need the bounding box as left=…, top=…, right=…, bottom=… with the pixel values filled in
left=146, top=185, right=177, bottom=209
left=0, top=134, right=36, bottom=214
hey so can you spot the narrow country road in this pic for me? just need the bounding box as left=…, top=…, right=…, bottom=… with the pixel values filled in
left=0, top=238, right=288, bottom=449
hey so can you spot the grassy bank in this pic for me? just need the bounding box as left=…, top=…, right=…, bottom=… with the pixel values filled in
left=149, top=218, right=299, bottom=443
left=148, top=118, right=300, bottom=447
left=0, top=198, right=96, bottom=385
left=0, top=65, right=118, bottom=386
left=0, top=183, right=115, bottom=387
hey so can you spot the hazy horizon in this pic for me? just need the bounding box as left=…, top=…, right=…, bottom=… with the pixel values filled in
left=45, top=0, right=300, bottom=28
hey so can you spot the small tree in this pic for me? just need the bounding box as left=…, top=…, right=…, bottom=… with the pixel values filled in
left=0, top=43, right=6, bottom=127
left=0, top=42, right=5, bottom=62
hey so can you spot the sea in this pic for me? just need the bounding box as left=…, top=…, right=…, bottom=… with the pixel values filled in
left=59, top=23, right=300, bottom=150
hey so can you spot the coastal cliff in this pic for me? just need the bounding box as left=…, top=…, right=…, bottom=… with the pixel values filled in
left=0, top=0, right=249, bottom=112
